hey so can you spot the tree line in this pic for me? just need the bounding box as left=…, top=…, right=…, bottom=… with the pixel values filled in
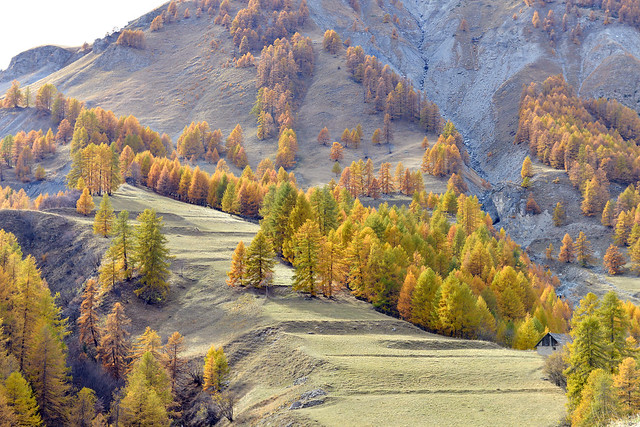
left=228, top=179, right=573, bottom=348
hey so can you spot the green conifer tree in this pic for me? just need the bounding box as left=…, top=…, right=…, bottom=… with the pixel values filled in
left=112, top=210, right=133, bottom=279
left=292, top=220, right=322, bottom=296
left=4, top=371, right=42, bottom=427
left=245, top=231, right=275, bottom=293
left=93, top=194, right=115, bottom=237
left=203, top=346, right=230, bottom=394
left=119, top=352, right=172, bottom=426
left=133, top=209, right=171, bottom=302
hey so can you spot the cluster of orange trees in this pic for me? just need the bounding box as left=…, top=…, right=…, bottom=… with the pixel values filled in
left=337, top=159, right=426, bottom=199
left=68, top=106, right=172, bottom=158
left=115, top=29, right=145, bottom=49
left=515, top=75, right=640, bottom=217
left=345, top=44, right=444, bottom=133
left=229, top=0, right=309, bottom=51
left=537, top=0, right=640, bottom=29
left=132, top=152, right=296, bottom=218
left=253, top=34, right=313, bottom=135
left=1, top=129, right=56, bottom=182
left=0, top=230, right=78, bottom=425
left=421, top=122, right=467, bottom=177
left=176, top=121, right=249, bottom=167
left=0, top=185, right=32, bottom=209
left=0, top=228, right=230, bottom=425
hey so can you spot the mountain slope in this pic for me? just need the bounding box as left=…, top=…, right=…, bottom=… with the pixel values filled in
left=88, top=185, right=570, bottom=425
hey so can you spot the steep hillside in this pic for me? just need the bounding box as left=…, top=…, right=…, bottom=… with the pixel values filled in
left=5, top=0, right=636, bottom=186
left=0, top=45, right=86, bottom=94
left=23, top=1, right=448, bottom=187
left=0, top=209, right=107, bottom=307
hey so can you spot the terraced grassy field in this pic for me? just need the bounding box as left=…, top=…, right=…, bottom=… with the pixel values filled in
left=96, top=184, right=566, bottom=426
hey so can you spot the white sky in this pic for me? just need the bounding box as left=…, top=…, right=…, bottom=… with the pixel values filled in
left=0, top=0, right=168, bottom=70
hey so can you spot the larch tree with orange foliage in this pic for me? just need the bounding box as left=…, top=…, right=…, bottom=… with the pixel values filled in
left=398, top=271, right=417, bottom=320
left=525, top=193, right=541, bottom=214
left=575, top=231, right=593, bottom=266
left=317, top=127, right=331, bottom=146
left=317, top=230, right=345, bottom=298
left=78, top=279, right=101, bottom=355
left=329, top=141, right=344, bottom=162
left=558, top=233, right=575, bottom=263
left=3, top=80, right=23, bottom=108
left=76, top=187, right=95, bottom=215
left=532, top=10, right=540, bottom=28
left=323, top=29, right=342, bottom=53
left=98, top=302, right=131, bottom=380
left=603, top=245, right=625, bottom=275
left=227, top=241, right=247, bottom=287
left=163, top=331, right=186, bottom=393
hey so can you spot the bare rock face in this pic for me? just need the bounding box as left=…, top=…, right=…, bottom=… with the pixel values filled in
left=305, top=0, right=640, bottom=183
left=0, top=45, right=77, bottom=83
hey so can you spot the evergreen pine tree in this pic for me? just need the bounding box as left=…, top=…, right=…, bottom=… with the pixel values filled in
left=4, top=371, right=42, bottom=426
left=133, top=209, right=171, bottom=302
left=245, top=231, right=275, bottom=292
left=203, top=346, right=229, bottom=394
left=93, top=194, right=115, bottom=237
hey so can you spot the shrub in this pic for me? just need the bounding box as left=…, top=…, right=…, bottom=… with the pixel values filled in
left=116, top=30, right=146, bottom=49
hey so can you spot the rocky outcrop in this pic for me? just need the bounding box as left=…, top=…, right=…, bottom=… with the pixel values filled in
left=0, top=45, right=80, bottom=83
